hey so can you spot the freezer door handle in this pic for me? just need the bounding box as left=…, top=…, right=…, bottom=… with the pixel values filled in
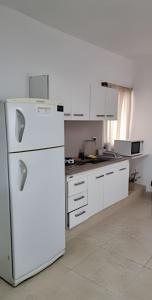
left=19, top=160, right=27, bottom=191
left=16, top=109, right=25, bottom=143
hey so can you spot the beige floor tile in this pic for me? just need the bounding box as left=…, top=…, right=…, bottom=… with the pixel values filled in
left=145, top=256, right=152, bottom=269
left=60, top=237, right=99, bottom=269
left=124, top=267, right=152, bottom=300
left=77, top=223, right=119, bottom=247
left=102, top=232, right=152, bottom=265
left=73, top=247, right=142, bottom=295
left=113, top=197, right=152, bottom=221
left=0, top=263, right=126, bottom=300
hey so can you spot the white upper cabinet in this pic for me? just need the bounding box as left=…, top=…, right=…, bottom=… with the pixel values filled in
left=90, top=83, right=106, bottom=120
left=29, top=75, right=118, bottom=121
left=52, top=75, right=72, bottom=120
left=53, top=75, right=90, bottom=120
left=90, top=83, right=118, bottom=120
left=105, top=88, right=118, bottom=120
left=72, top=80, right=90, bottom=120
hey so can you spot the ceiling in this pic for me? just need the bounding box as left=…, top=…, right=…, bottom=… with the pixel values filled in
left=1, top=0, right=152, bottom=60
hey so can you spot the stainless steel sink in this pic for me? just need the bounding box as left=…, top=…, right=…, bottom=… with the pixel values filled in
left=75, top=156, right=114, bottom=165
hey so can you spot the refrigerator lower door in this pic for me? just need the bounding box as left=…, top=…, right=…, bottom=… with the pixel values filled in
left=8, top=147, right=65, bottom=284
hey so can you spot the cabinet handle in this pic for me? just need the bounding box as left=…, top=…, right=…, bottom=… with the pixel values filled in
left=75, top=210, right=86, bottom=217
left=106, top=171, right=114, bottom=176
left=96, top=175, right=104, bottom=179
left=96, top=114, right=105, bottom=117
left=106, top=114, right=114, bottom=117
left=119, top=168, right=127, bottom=171
left=64, top=113, right=71, bottom=116
left=74, top=181, right=85, bottom=186
left=73, top=113, right=84, bottom=117
left=74, top=195, right=85, bottom=202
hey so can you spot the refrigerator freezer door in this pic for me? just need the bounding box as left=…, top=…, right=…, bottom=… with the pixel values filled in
left=8, top=147, right=65, bottom=282
left=5, top=101, right=64, bottom=153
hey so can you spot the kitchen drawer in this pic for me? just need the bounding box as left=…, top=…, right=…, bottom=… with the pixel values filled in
left=68, top=176, right=87, bottom=196
left=68, top=191, right=88, bottom=213
left=68, top=205, right=88, bottom=229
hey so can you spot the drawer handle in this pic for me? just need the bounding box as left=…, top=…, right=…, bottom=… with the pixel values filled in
left=106, top=114, right=114, bottom=117
left=96, top=175, right=104, bottom=179
left=96, top=114, right=105, bottom=117
left=64, top=113, right=71, bottom=116
left=119, top=168, right=127, bottom=171
left=75, top=210, right=86, bottom=217
left=73, top=113, right=84, bottom=117
left=106, top=171, right=114, bottom=175
left=74, top=181, right=85, bottom=186
left=74, top=195, right=85, bottom=202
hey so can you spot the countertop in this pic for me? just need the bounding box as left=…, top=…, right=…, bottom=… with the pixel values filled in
left=65, top=157, right=129, bottom=177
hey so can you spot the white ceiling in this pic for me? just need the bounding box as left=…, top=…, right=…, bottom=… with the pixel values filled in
left=1, top=0, right=152, bottom=60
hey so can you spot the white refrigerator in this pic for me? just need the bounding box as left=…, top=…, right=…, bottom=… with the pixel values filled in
left=0, top=98, right=65, bottom=286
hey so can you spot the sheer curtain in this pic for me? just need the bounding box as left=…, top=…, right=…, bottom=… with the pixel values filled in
left=104, top=87, right=132, bottom=147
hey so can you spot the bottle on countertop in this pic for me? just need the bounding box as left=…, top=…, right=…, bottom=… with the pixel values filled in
left=78, top=150, right=85, bottom=160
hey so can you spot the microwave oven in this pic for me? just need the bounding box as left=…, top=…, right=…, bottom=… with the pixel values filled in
left=114, top=140, right=144, bottom=156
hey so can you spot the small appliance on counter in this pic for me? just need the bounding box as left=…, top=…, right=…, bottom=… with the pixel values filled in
left=65, top=157, right=75, bottom=166
left=114, top=140, right=144, bottom=156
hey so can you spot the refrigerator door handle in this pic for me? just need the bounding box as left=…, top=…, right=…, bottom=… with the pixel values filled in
left=16, top=109, right=25, bottom=143
left=19, top=160, right=27, bottom=191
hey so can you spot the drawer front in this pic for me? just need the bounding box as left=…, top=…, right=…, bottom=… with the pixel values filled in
left=68, top=176, right=87, bottom=196
left=68, top=206, right=88, bottom=229
left=68, top=191, right=88, bottom=213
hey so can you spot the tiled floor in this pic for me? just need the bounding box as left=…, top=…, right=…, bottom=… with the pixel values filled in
left=1, top=187, right=152, bottom=299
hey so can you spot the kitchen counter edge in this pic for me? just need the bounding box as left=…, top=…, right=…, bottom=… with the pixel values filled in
left=65, top=157, right=129, bottom=177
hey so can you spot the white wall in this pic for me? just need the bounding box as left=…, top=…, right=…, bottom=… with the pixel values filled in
left=131, top=59, right=152, bottom=191
left=0, top=4, right=134, bottom=100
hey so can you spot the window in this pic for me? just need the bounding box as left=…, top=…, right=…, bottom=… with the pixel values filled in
left=104, top=87, right=132, bottom=146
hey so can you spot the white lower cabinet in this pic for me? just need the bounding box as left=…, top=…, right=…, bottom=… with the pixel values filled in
left=104, top=161, right=129, bottom=208
left=68, top=176, right=87, bottom=197
left=104, top=170, right=119, bottom=208
left=66, top=160, right=129, bottom=229
left=68, top=191, right=88, bottom=213
left=88, top=171, right=104, bottom=216
left=66, top=174, right=88, bottom=229
left=116, top=164, right=129, bottom=202
left=68, top=206, right=88, bottom=229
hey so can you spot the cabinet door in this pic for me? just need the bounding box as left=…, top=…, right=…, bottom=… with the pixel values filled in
left=116, top=164, right=129, bottom=201
left=104, top=169, right=119, bottom=208
left=90, top=83, right=106, bottom=120
left=72, top=80, right=90, bottom=120
left=105, top=88, right=118, bottom=120
left=88, top=171, right=104, bottom=216
left=104, top=161, right=129, bottom=208
left=52, top=74, right=72, bottom=120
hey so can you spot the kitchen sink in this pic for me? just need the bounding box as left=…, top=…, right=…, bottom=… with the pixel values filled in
left=91, top=157, right=114, bottom=164
left=75, top=156, right=114, bottom=165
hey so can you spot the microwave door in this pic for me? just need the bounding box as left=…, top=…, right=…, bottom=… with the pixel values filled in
left=131, top=142, right=140, bottom=155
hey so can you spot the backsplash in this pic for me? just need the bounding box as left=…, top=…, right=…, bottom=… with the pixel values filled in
left=64, top=121, right=103, bottom=157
